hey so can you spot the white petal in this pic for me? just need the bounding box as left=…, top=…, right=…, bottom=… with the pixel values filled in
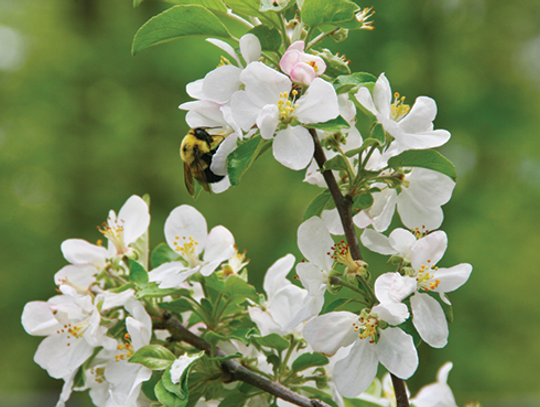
left=240, top=62, right=291, bottom=108
left=273, top=126, right=314, bottom=170
left=334, top=339, right=378, bottom=397
left=403, top=168, right=456, bottom=207
left=35, top=334, right=93, bottom=378
left=372, top=73, right=392, bottom=119
left=210, top=133, right=238, bottom=176
left=388, top=228, right=417, bottom=259
left=148, top=261, right=188, bottom=287
left=22, top=302, right=61, bottom=336
left=303, top=158, right=326, bottom=188
left=397, top=198, right=444, bottom=232
left=398, top=96, right=437, bottom=133
left=248, top=307, right=283, bottom=337
left=170, top=353, right=203, bottom=384
left=256, top=104, right=280, bottom=139
left=61, top=239, right=109, bottom=268
left=294, top=78, right=339, bottom=124
left=375, top=272, right=416, bottom=304
left=54, top=264, right=98, bottom=290
left=165, top=205, right=208, bottom=257
left=297, top=216, right=334, bottom=270
left=98, top=289, right=135, bottom=311
left=105, top=360, right=152, bottom=406
left=338, top=93, right=356, bottom=123
left=181, top=100, right=227, bottom=129
left=230, top=90, right=262, bottom=131
left=203, top=225, right=236, bottom=265
left=321, top=209, right=345, bottom=235
left=397, top=128, right=451, bottom=152
left=433, top=263, right=473, bottom=294
left=117, top=195, right=150, bottom=246
left=376, top=327, right=418, bottom=379
left=355, top=87, right=378, bottom=116
left=206, top=38, right=242, bottom=67
left=373, top=302, right=409, bottom=326
left=361, top=229, right=396, bottom=255
left=240, top=33, right=261, bottom=65
left=411, top=231, right=447, bottom=271
left=411, top=293, right=448, bottom=348
left=56, top=371, right=76, bottom=407
left=270, top=285, right=307, bottom=330
left=371, top=189, right=398, bottom=232
left=303, top=312, right=358, bottom=356
left=285, top=291, right=324, bottom=329
left=185, top=79, right=205, bottom=99
left=202, top=65, right=242, bottom=104
left=263, top=254, right=295, bottom=299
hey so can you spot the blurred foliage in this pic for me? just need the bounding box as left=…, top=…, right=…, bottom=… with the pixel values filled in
left=2, top=0, right=540, bottom=406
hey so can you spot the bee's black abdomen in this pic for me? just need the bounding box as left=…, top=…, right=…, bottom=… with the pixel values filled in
left=204, top=168, right=225, bottom=183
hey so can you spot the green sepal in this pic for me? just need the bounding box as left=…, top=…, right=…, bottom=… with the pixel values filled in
left=308, top=116, right=350, bottom=132
left=291, top=352, right=329, bottom=373
left=165, top=0, right=228, bottom=14
left=303, top=189, right=335, bottom=222
left=301, top=0, right=359, bottom=28
left=252, top=333, right=290, bottom=351
left=227, top=136, right=271, bottom=187
left=151, top=243, right=182, bottom=269
left=132, top=5, right=232, bottom=55
left=370, top=122, right=386, bottom=145
left=248, top=25, right=282, bottom=52
left=334, top=72, right=377, bottom=95
left=159, top=298, right=194, bottom=314
left=323, top=154, right=349, bottom=172
left=129, top=259, right=149, bottom=289
left=387, top=149, right=457, bottom=181
left=129, top=345, right=177, bottom=370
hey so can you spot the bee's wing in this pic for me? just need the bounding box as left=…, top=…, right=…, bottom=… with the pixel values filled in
left=184, top=162, right=195, bottom=196
left=192, top=151, right=212, bottom=194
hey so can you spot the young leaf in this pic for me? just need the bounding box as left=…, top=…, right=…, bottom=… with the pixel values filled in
left=219, top=393, right=249, bottom=407
left=132, top=5, right=232, bottom=55
left=129, top=259, right=149, bottom=288
left=224, top=275, right=258, bottom=300
left=151, top=243, right=181, bottom=269
left=308, top=116, right=350, bottom=132
left=324, top=154, right=349, bottom=172
left=224, top=0, right=281, bottom=28
left=142, top=371, right=162, bottom=401
left=352, top=192, right=374, bottom=210
left=155, top=379, right=186, bottom=407
left=303, top=189, right=333, bottom=221
left=334, top=72, right=377, bottom=94
left=227, top=136, right=271, bottom=187
left=302, top=0, right=359, bottom=27
left=159, top=298, right=194, bottom=314
left=248, top=25, right=282, bottom=52
left=387, top=149, right=457, bottom=181
left=252, top=333, right=290, bottom=351
left=370, top=123, right=385, bottom=145
left=129, top=345, right=176, bottom=370
left=291, top=352, right=329, bottom=373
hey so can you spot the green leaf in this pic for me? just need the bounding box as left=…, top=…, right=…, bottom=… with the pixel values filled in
left=324, top=154, right=349, bottom=172
left=228, top=327, right=258, bottom=345
left=208, top=352, right=242, bottom=362
left=343, top=397, right=384, bottom=407
left=142, top=371, right=162, bottom=401
left=308, top=116, right=350, bottom=132
left=133, top=0, right=144, bottom=7
left=162, top=352, right=204, bottom=400
left=248, top=25, right=281, bottom=52
left=219, top=393, right=249, bottom=407
left=155, top=379, right=186, bottom=407
left=132, top=5, right=232, bottom=55
left=370, top=123, right=385, bottom=145
left=387, top=149, right=457, bottom=181
left=151, top=243, right=181, bottom=269
left=334, top=72, right=377, bottom=94
left=129, top=259, right=149, bottom=288
left=322, top=297, right=351, bottom=313
left=129, top=345, right=177, bottom=370
left=253, top=333, right=290, bottom=351
left=260, top=0, right=291, bottom=12
left=303, top=190, right=334, bottom=221
left=227, top=136, right=271, bottom=187
left=109, top=282, right=137, bottom=294
left=159, top=298, right=194, bottom=314
left=291, top=352, right=329, bottom=372
left=302, top=0, right=359, bottom=27
left=296, top=386, right=339, bottom=407
left=352, top=192, right=373, bottom=210
left=224, top=0, right=281, bottom=28
left=137, top=283, right=192, bottom=299
left=165, top=0, right=228, bottom=14
left=224, top=275, right=258, bottom=299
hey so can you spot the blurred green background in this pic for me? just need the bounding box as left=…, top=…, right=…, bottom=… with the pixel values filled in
left=2, top=0, right=540, bottom=406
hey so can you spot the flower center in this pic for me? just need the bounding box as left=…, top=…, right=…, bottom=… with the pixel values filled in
left=411, top=226, right=430, bottom=239
left=173, top=235, right=200, bottom=266
left=390, top=92, right=410, bottom=122
left=115, top=333, right=134, bottom=361
left=353, top=309, right=379, bottom=343
left=416, top=260, right=441, bottom=291
left=277, top=90, right=299, bottom=123
left=98, top=216, right=127, bottom=254
left=90, top=366, right=106, bottom=384
left=57, top=320, right=90, bottom=347
left=328, top=240, right=367, bottom=276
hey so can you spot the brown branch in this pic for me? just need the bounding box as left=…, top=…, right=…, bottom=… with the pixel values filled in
left=309, top=129, right=410, bottom=407
left=162, top=312, right=330, bottom=407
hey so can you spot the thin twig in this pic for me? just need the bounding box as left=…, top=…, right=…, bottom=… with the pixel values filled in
left=162, top=312, right=330, bottom=407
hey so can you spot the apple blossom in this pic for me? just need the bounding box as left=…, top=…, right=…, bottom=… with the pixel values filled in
left=280, top=41, right=326, bottom=85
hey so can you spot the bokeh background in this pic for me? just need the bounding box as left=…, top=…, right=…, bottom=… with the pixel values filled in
left=2, top=0, right=540, bottom=406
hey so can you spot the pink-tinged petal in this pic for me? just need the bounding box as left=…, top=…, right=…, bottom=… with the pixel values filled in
left=257, top=104, right=280, bottom=139
left=240, top=33, right=261, bottom=65
left=35, top=334, right=93, bottom=378
left=117, top=195, right=150, bottom=246
left=202, top=65, right=242, bottom=104
left=321, top=209, right=345, bottom=235
left=203, top=225, right=235, bottom=265
left=411, top=293, right=448, bottom=348
left=355, top=87, right=378, bottom=116
left=303, top=312, right=358, bottom=356
left=294, top=78, right=339, bottom=124
left=270, top=285, right=307, bottom=330
left=377, top=327, right=418, bottom=379
left=263, top=254, right=295, bottom=299
left=297, top=216, right=334, bottom=270
left=22, top=302, right=61, bottom=336
left=405, top=168, right=456, bottom=207
left=433, top=263, right=472, bottom=294
left=55, top=264, right=98, bottom=289
left=334, top=339, right=378, bottom=397
left=280, top=49, right=301, bottom=74
left=289, top=40, right=305, bottom=52
left=206, top=38, right=242, bottom=66
left=61, top=239, right=109, bottom=268
left=372, top=73, right=392, bottom=119
left=411, top=231, right=447, bottom=271
left=230, top=90, right=262, bottom=131
left=273, top=126, right=314, bottom=170
left=375, top=272, right=417, bottom=304
left=165, top=205, right=208, bottom=257
left=290, top=63, right=316, bottom=85
left=210, top=133, right=238, bottom=176
left=185, top=79, right=205, bottom=99
left=373, top=302, right=409, bottom=326
left=361, top=229, right=396, bottom=255
left=398, top=96, right=437, bottom=133
left=301, top=54, right=326, bottom=76
left=240, top=62, right=291, bottom=107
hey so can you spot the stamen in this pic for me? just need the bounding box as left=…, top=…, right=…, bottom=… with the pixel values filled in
left=329, top=240, right=367, bottom=276
left=390, top=92, right=410, bottom=122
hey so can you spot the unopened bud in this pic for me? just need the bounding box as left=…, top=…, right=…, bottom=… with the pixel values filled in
left=312, top=49, right=351, bottom=77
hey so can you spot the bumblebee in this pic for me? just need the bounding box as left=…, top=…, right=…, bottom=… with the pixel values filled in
left=180, top=127, right=225, bottom=196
